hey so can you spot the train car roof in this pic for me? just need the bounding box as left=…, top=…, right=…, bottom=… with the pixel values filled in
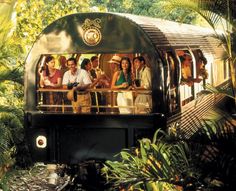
left=115, top=13, right=225, bottom=59
left=27, top=12, right=225, bottom=60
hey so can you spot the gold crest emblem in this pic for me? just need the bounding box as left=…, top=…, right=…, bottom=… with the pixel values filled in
left=82, top=18, right=102, bottom=46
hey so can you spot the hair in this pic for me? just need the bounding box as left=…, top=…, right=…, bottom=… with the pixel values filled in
left=200, top=56, right=207, bottom=65
left=119, top=57, right=132, bottom=73
left=180, top=53, right=192, bottom=63
left=67, top=57, right=77, bottom=65
left=81, top=58, right=91, bottom=70
left=44, top=55, right=54, bottom=76
left=133, top=56, right=146, bottom=65
left=91, top=56, right=98, bottom=62
left=59, top=56, right=67, bottom=67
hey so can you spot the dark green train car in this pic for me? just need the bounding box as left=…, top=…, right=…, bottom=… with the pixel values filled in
left=24, top=12, right=229, bottom=164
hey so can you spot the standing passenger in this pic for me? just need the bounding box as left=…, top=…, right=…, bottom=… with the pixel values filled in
left=133, top=56, right=152, bottom=113
left=62, top=57, right=92, bottom=113
left=40, top=55, right=62, bottom=88
left=108, top=55, right=122, bottom=78
left=39, top=55, right=62, bottom=112
left=111, top=57, right=133, bottom=114
left=58, top=55, right=68, bottom=77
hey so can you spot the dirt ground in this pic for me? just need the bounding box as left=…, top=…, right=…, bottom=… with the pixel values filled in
left=5, top=163, right=68, bottom=191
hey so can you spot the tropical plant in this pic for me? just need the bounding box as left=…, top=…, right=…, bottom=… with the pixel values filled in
left=90, top=0, right=196, bottom=23
left=15, top=0, right=91, bottom=51
left=103, top=109, right=236, bottom=191
left=189, top=111, right=236, bottom=191
left=0, top=0, right=25, bottom=182
left=103, top=129, right=202, bottom=191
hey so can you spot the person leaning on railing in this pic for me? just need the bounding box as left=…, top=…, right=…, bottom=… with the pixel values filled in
left=133, top=56, right=152, bottom=114
left=39, top=55, right=62, bottom=112
left=62, top=57, right=92, bottom=113
left=111, top=57, right=133, bottom=114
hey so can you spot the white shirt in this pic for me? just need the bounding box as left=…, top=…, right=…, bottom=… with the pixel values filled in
left=140, top=66, right=151, bottom=90
left=62, top=69, right=92, bottom=85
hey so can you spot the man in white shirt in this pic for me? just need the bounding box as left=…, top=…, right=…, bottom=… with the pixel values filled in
left=63, top=57, right=92, bottom=113
left=133, top=56, right=152, bottom=114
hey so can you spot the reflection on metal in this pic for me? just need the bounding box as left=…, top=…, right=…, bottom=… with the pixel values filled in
left=82, top=18, right=102, bottom=46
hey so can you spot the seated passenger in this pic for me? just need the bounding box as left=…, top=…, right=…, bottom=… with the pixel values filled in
left=62, top=57, right=92, bottom=113
left=111, top=57, right=133, bottom=114
left=133, top=56, right=152, bottom=114
left=39, top=55, right=62, bottom=112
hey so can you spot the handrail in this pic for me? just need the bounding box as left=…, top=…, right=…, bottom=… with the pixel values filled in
left=37, top=88, right=152, bottom=114
left=37, top=88, right=151, bottom=94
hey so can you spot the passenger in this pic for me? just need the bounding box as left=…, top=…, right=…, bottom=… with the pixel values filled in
left=80, top=58, right=99, bottom=113
left=39, top=55, right=62, bottom=88
left=133, top=56, right=152, bottom=114
left=181, top=53, right=193, bottom=85
left=180, top=53, right=202, bottom=86
left=89, top=56, right=109, bottom=112
left=58, top=55, right=68, bottom=76
left=39, top=55, right=62, bottom=112
left=111, top=57, right=133, bottom=114
left=90, top=56, right=101, bottom=79
left=90, top=56, right=110, bottom=88
left=197, top=56, right=208, bottom=80
left=108, top=55, right=122, bottom=78
left=80, top=58, right=102, bottom=88
left=62, top=57, right=92, bottom=113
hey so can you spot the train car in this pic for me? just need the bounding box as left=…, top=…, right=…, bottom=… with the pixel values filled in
left=24, top=12, right=230, bottom=165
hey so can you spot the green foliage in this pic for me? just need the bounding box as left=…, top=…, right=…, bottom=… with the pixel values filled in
left=103, top=110, right=236, bottom=190
left=103, top=130, right=200, bottom=190
left=15, top=0, right=91, bottom=49
left=90, top=0, right=196, bottom=23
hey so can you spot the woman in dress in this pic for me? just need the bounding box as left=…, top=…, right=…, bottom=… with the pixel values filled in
left=39, top=55, right=62, bottom=111
left=111, top=57, right=133, bottom=114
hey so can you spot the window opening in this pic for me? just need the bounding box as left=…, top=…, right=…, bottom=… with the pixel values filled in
left=36, top=53, right=153, bottom=115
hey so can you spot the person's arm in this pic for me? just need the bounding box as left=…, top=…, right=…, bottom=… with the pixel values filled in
left=62, top=72, right=69, bottom=89
left=76, top=70, right=92, bottom=91
left=39, top=73, right=45, bottom=88
left=53, top=77, right=62, bottom=88
left=134, top=68, right=151, bottom=90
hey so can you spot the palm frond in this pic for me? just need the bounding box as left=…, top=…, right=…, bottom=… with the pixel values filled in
left=0, top=105, right=23, bottom=121
left=0, top=67, right=23, bottom=85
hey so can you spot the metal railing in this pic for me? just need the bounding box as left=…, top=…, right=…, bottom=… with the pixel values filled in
left=37, top=88, right=152, bottom=114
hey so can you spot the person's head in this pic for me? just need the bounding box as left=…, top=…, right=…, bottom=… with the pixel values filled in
left=67, top=57, right=77, bottom=72
left=81, top=58, right=91, bottom=71
left=44, top=55, right=55, bottom=76
left=120, top=57, right=131, bottom=73
left=133, top=56, right=145, bottom=71
left=108, top=55, right=121, bottom=72
left=59, top=56, right=67, bottom=68
left=91, top=56, right=99, bottom=68
left=181, top=53, right=192, bottom=66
